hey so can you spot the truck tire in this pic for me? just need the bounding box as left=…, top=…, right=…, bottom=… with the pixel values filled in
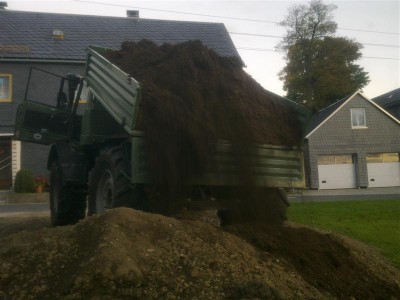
left=50, top=162, right=87, bottom=226
left=88, top=145, right=146, bottom=214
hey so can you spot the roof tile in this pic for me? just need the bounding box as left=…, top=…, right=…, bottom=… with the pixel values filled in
left=0, top=10, right=241, bottom=61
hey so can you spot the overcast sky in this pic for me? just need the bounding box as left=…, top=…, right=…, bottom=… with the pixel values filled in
left=5, top=0, right=400, bottom=98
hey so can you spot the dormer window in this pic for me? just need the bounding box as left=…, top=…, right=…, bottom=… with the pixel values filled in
left=53, top=29, right=64, bottom=40
left=351, top=108, right=366, bottom=128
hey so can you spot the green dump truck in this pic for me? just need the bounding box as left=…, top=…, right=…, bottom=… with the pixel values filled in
left=15, top=45, right=311, bottom=226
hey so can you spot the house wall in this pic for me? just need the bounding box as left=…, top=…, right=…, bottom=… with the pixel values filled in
left=0, top=61, right=85, bottom=185
left=0, top=136, right=12, bottom=189
left=11, top=140, right=21, bottom=186
left=303, top=140, right=311, bottom=188
left=307, top=94, right=400, bottom=189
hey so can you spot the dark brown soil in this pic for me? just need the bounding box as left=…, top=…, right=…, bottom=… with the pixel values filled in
left=226, top=222, right=400, bottom=299
left=105, top=40, right=303, bottom=188
left=0, top=209, right=399, bottom=299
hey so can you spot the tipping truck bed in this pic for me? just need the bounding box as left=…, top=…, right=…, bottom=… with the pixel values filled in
left=83, top=45, right=308, bottom=189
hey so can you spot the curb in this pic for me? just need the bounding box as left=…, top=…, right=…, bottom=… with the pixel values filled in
left=287, top=188, right=400, bottom=202
left=0, top=192, right=49, bottom=205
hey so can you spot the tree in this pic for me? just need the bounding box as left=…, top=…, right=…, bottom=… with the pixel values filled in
left=278, top=0, right=369, bottom=110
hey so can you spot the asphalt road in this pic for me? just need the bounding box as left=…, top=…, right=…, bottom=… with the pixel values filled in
left=287, top=187, right=400, bottom=202
left=0, top=203, right=49, bottom=217
left=1, top=186, right=399, bottom=216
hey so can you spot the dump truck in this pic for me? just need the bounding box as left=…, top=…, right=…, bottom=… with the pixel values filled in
left=15, top=45, right=311, bottom=226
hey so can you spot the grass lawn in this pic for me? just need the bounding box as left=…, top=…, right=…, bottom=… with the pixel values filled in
left=287, top=200, right=400, bottom=269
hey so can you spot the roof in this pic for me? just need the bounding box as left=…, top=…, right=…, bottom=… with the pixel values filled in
left=372, top=88, right=400, bottom=108
left=306, top=95, right=350, bottom=135
left=0, top=9, right=241, bottom=62
left=305, top=91, right=400, bottom=139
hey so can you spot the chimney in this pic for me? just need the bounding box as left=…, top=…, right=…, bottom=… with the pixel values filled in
left=0, top=2, right=7, bottom=10
left=127, top=10, right=139, bottom=19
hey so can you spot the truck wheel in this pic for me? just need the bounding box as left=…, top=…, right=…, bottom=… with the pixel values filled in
left=50, top=162, right=87, bottom=226
left=88, top=146, right=143, bottom=214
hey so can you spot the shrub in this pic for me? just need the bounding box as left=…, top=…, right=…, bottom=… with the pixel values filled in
left=14, top=169, right=36, bottom=193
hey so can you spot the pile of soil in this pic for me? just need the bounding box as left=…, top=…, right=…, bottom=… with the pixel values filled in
left=105, top=40, right=303, bottom=187
left=0, top=209, right=399, bottom=299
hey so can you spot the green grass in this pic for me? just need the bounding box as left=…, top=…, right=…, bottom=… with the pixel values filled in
left=287, top=200, right=400, bottom=268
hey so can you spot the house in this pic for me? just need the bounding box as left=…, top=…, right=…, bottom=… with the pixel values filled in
left=372, top=88, right=400, bottom=121
left=304, top=92, right=400, bottom=189
left=0, top=7, right=241, bottom=190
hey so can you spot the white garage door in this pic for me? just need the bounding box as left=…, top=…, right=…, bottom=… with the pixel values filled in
left=318, top=154, right=357, bottom=189
left=367, top=153, right=400, bottom=188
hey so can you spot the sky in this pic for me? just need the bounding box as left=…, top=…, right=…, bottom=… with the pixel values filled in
left=4, top=0, right=400, bottom=98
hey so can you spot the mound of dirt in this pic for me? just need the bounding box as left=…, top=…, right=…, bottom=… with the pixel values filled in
left=1, top=208, right=399, bottom=299
left=105, top=40, right=304, bottom=188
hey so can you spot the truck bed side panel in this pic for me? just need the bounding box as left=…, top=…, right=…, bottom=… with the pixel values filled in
left=131, top=136, right=305, bottom=188
left=85, top=47, right=141, bottom=135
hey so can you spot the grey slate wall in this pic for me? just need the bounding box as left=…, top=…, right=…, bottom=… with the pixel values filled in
left=306, top=94, right=400, bottom=189
left=303, top=141, right=311, bottom=188
left=0, top=61, right=85, bottom=176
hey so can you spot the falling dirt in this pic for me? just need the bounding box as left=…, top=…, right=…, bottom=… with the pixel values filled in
left=0, top=208, right=399, bottom=299
left=2, top=41, right=395, bottom=299
left=105, top=40, right=305, bottom=188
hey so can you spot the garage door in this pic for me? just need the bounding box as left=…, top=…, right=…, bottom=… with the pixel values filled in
left=367, top=153, right=400, bottom=188
left=318, top=154, right=357, bottom=189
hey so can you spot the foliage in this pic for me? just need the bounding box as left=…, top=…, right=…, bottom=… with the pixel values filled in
left=34, top=175, right=48, bottom=188
left=288, top=200, right=400, bottom=268
left=280, top=37, right=369, bottom=109
left=278, top=0, right=369, bottom=110
left=278, top=0, right=337, bottom=51
left=14, top=169, right=36, bottom=193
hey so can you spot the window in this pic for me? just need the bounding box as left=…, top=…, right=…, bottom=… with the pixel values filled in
left=0, top=74, right=12, bottom=103
left=351, top=108, right=366, bottom=128
left=366, top=153, right=400, bottom=163
left=366, top=153, right=382, bottom=163
left=318, top=154, right=354, bottom=165
left=318, top=155, right=335, bottom=165
left=335, top=154, right=354, bottom=164
left=383, top=153, right=400, bottom=162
